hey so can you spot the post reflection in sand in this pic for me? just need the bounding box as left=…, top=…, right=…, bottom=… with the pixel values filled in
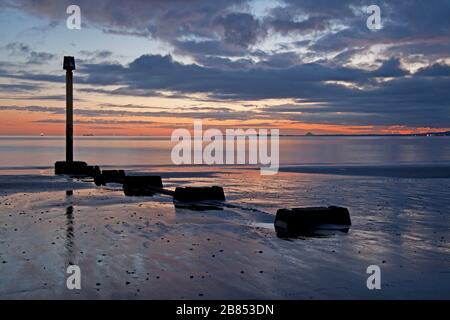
left=65, top=191, right=75, bottom=266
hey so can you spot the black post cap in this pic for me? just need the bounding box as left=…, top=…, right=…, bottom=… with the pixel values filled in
left=63, top=56, right=76, bottom=70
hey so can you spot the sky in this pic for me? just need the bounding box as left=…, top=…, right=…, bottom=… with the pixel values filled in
left=0, top=0, right=449, bottom=136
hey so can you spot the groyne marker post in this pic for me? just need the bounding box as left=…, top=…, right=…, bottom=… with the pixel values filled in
left=63, top=56, right=75, bottom=163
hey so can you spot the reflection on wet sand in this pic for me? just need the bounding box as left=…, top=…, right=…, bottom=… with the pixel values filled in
left=65, top=191, right=75, bottom=266
left=174, top=202, right=224, bottom=212
left=275, top=227, right=350, bottom=240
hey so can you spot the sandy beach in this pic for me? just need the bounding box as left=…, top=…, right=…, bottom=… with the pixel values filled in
left=1, top=165, right=449, bottom=299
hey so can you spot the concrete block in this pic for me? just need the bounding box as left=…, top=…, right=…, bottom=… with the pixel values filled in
left=173, top=186, right=225, bottom=202
left=55, top=161, right=88, bottom=175
left=123, top=175, right=163, bottom=196
left=274, top=206, right=351, bottom=237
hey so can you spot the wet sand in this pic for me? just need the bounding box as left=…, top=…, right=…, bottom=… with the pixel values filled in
left=0, top=167, right=449, bottom=299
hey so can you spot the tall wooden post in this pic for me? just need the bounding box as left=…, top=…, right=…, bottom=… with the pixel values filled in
left=63, top=56, right=75, bottom=163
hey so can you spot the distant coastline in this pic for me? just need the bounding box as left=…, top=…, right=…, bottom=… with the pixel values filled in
left=0, top=131, right=449, bottom=138
left=281, top=131, right=450, bottom=137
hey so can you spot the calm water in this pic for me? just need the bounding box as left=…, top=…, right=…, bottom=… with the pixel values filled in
left=0, top=135, right=449, bottom=168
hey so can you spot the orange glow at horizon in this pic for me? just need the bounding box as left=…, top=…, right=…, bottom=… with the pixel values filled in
left=1, top=109, right=448, bottom=136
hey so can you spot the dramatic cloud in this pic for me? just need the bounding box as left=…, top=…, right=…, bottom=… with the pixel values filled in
left=73, top=54, right=408, bottom=92
left=3, top=0, right=450, bottom=62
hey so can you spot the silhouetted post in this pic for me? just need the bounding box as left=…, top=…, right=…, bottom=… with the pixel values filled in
left=63, top=56, right=75, bottom=163
left=55, top=56, right=92, bottom=175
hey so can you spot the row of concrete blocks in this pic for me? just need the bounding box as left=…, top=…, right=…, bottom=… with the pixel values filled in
left=92, top=169, right=226, bottom=201
left=55, top=161, right=351, bottom=237
left=54, top=161, right=225, bottom=202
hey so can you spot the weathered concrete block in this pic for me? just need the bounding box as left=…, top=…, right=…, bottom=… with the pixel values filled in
left=55, top=161, right=88, bottom=175
left=55, top=161, right=100, bottom=177
left=94, top=170, right=126, bottom=186
left=123, top=175, right=163, bottom=196
left=274, top=206, right=351, bottom=236
left=173, top=186, right=225, bottom=202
